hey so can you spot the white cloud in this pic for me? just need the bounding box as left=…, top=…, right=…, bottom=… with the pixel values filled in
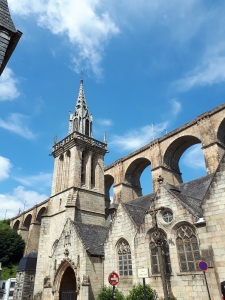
left=0, top=67, right=19, bottom=101
left=182, top=144, right=205, bottom=169
left=0, top=156, right=12, bottom=181
left=96, top=118, right=113, bottom=126
left=8, top=0, right=119, bottom=78
left=110, top=122, right=168, bottom=152
left=110, top=100, right=181, bottom=152
left=170, top=99, right=181, bottom=117
left=14, top=172, right=52, bottom=188
left=175, top=56, right=225, bottom=91
left=0, top=186, right=48, bottom=220
left=0, top=113, right=36, bottom=139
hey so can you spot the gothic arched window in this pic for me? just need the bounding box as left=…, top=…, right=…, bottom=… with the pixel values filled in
left=81, top=151, right=87, bottom=185
left=56, top=154, right=64, bottom=192
left=91, top=155, right=96, bottom=187
left=176, top=225, right=201, bottom=272
left=117, top=239, right=132, bottom=276
left=150, top=231, right=171, bottom=274
left=85, top=119, right=90, bottom=136
left=63, top=150, right=71, bottom=189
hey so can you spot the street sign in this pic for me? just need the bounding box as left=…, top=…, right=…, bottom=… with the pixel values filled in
left=138, top=268, right=150, bottom=278
left=108, top=271, right=119, bottom=286
left=198, top=260, right=208, bottom=271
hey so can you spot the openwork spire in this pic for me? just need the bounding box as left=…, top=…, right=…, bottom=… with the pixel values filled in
left=69, top=79, right=92, bottom=136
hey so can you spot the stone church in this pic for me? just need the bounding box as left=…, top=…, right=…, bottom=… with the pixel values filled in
left=11, top=80, right=225, bottom=300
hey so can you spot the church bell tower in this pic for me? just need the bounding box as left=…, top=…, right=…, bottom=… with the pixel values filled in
left=50, top=79, right=108, bottom=226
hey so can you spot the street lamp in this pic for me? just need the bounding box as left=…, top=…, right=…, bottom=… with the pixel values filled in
left=147, top=175, right=169, bottom=300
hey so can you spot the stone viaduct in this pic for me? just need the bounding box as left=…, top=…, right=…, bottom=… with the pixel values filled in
left=10, top=199, right=49, bottom=255
left=10, top=103, right=225, bottom=252
left=104, top=104, right=225, bottom=203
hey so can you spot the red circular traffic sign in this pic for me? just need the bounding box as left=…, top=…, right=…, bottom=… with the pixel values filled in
left=108, top=271, right=119, bottom=286
left=198, top=260, right=208, bottom=271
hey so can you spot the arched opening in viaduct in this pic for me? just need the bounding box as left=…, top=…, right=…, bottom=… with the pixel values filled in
left=23, top=214, right=32, bottom=230
left=105, top=174, right=114, bottom=203
left=164, top=135, right=206, bottom=183
left=36, top=207, right=46, bottom=223
left=125, top=157, right=151, bottom=197
left=217, top=118, right=225, bottom=145
left=13, top=220, right=20, bottom=231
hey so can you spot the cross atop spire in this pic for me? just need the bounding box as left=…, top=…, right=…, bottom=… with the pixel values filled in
left=69, top=79, right=92, bottom=136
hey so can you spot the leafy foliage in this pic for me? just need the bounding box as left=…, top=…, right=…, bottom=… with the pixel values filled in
left=0, top=219, right=25, bottom=266
left=126, top=284, right=158, bottom=300
left=97, top=286, right=125, bottom=300
left=1, top=264, right=18, bottom=279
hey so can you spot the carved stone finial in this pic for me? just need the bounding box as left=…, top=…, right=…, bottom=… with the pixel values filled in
left=54, top=135, right=57, bottom=145
left=104, top=132, right=107, bottom=144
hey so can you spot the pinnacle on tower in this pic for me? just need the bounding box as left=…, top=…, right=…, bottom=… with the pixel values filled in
left=69, top=79, right=92, bottom=136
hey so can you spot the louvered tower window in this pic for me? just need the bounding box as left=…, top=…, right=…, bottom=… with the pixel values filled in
left=117, top=239, right=132, bottom=276
left=176, top=225, right=201, bottom=272
left=150, top=231, right=171, bottom=274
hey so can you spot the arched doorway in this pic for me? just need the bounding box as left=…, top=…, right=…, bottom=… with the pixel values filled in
left=59, top=266, right=77, bottom=300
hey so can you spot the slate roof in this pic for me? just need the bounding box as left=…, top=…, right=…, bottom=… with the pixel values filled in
left=73, top=222, right=108, bottom=256
left=166, top=173, right=214, bottom=217
left=123, top=173, right=214, bottom=225
left=17, top=252, right=37, bottom=271
left=0, top=0, right=22, bottom=75
left=124, top=193, right=155, bottom=227
left=0, top=0, right=16, bottom=32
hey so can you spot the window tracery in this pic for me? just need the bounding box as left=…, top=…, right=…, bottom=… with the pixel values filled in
left=117, top=239, right=132, bottom=276
left=176, top=225, right=201, bottom=272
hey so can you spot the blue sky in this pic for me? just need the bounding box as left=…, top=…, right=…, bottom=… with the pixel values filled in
left=0, top=0, right=225, bottom=219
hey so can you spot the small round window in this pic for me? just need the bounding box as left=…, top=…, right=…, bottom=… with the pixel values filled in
left=163, top=211, right=173, bottom=223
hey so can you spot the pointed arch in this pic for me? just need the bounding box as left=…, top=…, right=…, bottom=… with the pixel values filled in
left=56, top=154, right=64, bottom=192
left=91, top=154, right=96, bottom=187
left=85, top=119, right=90, bottom=136
left=81, top=151, right=88, bottom=185
left=176, top=224, right=201, bottom=272
left=63, top=150, right=71, bottom=189
left=53, top=260, right=77, bottom=300
left=116, top=238, right=133, bottom=276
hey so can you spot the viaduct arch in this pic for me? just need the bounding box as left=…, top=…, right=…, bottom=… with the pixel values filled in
left=10, top=199, right=49, bottom=255
left=104, top=104, right=225, bottom=203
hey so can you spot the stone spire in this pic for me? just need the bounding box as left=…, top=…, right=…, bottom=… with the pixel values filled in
left=69, top=79, right=92, bottom=136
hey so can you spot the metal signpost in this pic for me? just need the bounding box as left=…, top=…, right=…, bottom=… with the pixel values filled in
left=108, top=271, right=120, bottom=300
left=138, top=268, right=150, bottom=300
left=198, top=260, right=211, bottom=300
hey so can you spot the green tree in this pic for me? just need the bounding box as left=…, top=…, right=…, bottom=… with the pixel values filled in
left=0, top=219, right=25, bottom=266
left=126, top=284, right=158, bottom=300
left=97, top=286, right=125, bottom=300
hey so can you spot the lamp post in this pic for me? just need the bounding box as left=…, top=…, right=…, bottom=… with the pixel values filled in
left=147, top=175, right=169, bottom=300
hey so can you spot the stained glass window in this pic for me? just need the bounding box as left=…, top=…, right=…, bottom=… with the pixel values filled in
left=176, top=225, right=201, bottom=272
left=117, top=239, right=132, bottom=276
